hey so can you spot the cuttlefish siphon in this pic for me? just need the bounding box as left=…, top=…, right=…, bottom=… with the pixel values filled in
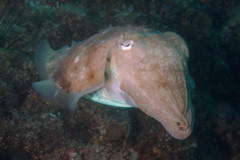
left=32, top=26, right=195, bottom=140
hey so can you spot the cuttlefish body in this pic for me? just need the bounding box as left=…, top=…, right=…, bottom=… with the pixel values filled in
left=32, top=26, right=195, bottom=140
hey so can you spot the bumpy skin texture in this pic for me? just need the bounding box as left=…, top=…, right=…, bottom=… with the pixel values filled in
left=46, top=26, right=194, bottom=140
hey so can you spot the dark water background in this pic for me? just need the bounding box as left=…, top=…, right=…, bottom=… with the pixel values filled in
left=0, top=0, right=239, bottom=159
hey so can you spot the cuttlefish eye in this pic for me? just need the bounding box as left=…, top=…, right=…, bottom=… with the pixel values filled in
left=120, top=40, right=134, bottom=50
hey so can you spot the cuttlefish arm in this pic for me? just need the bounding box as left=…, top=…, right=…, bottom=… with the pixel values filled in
left=110, top=30, right=194, bottom=140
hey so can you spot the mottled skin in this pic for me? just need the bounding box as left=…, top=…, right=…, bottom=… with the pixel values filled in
left=111, top=30, right=194, bottom=139
left=33, top=26, right=194, bottom=140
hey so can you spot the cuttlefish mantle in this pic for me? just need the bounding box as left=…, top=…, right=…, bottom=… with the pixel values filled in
left=32, top=26, right=195, bottom=140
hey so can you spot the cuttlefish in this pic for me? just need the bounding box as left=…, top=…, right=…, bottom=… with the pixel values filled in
left=32, top=26, right=195, bottom=140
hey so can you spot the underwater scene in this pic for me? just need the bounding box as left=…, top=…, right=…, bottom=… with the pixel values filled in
left=0, top=0, right=240, bottom=159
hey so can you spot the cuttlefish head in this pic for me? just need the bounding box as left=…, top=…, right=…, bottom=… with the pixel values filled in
left=110, top=30, right=194, bottom=140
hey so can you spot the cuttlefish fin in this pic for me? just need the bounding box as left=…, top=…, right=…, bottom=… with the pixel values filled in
left=33, top=39, right=103, bottom=111
left=34, top=39, right=54, bottom=80
left=32, top=79, right=82, bottom=112
left=189, top=75, right=196, bottom=91
left=33, top=79, right=103, bottom=111
left=33, top=40, right=81, bottom=110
